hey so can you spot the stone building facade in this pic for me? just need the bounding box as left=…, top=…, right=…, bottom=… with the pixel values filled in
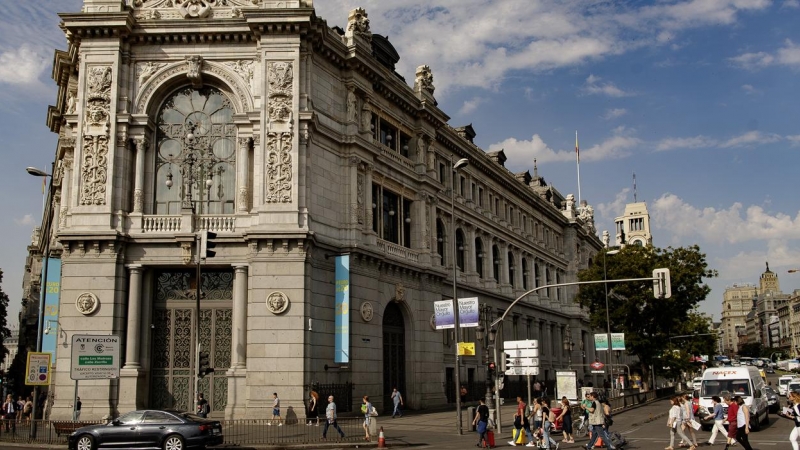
left=32, top=0, right=604, bottom=420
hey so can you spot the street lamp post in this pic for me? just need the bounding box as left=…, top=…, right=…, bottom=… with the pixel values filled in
left=26, top=165, right=54, bottom=435
left=451, top=157, right=469, bottom=434
left=602, top=249, right=619, bottom=396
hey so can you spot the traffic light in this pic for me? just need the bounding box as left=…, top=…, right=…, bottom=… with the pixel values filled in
left=198, top=351, right=214, bottom=378
left=199, top=230, right=217, bottom=259
left=488, top=361, right=496, bottom=378
left=653, top=268, right=672, bottom=299
left=501, top=352, right=514, bottom=373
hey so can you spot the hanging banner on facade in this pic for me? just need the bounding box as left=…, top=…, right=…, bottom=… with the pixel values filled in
left=334, top=255, right=350, bottom=364
left=458, top=297, right=479, bottom=327
left=42, top=257, right=61, bottom=356
left=594, top=333, right=608, bottom=351
left=434, top=300, right=455, bottom=329
left=611, top=333, right=625, bottom=351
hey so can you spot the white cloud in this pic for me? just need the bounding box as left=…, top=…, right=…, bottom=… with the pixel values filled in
left=713, top=240, right=800, bottom=284
left=14, top=214, right=35, bottom=226
left=741, top=84, right=759, bottom=94
left=0, top=44, right=48, bottom=85
left=603, top=108, right=628, bottom=120
left=728, top=51, right=774, bottom=70
left=788, top=135, right=800, bottom=146
left=490, top=132, right=640, bottom=167
left=783, top=0, right=800, bottom=8
left=719, top=130, right=782, bottom=148
left=583, top=74, right=635, bottom=97
left=651, top=194, right=800, bottom=244
left=596, top=188, right=630, bottom=221
left=777, top=39, right=800, bottom=67
left=458, top=97, right=487, bottom=115
left=655, top=135, right=718, bottom=151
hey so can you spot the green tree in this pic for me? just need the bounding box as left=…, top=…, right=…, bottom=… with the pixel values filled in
left=738, top=342, right=762, bottom=358
left=0, top=270, right=11, bottom=366
left=575, top=245, right=717, bottom=389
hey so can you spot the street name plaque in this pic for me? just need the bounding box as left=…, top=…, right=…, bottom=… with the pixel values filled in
left=71, top=334, right=120, bottom=380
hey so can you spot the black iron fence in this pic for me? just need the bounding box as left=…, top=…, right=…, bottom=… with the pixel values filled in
left=310, top=382, right=354, bottom=414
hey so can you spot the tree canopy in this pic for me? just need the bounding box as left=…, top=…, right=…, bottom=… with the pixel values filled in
left=0, top=270, right=11, bottom=366
left=575, top=245, right=718, bottom=384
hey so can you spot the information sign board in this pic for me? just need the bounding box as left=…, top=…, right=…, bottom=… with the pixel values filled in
left=25, top=352, right=51, bottom=386
left=71, top=335, right=120, bottom=380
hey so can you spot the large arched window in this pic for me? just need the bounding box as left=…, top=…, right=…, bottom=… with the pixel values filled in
left=155, top=87, right=236, bottom=214
left=475, top=238, right=484, bottom=278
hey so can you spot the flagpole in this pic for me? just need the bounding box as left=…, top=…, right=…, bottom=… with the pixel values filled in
left=576, top=130, right=581, bottom=206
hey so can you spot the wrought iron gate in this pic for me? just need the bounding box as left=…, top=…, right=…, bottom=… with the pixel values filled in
left=150, top=270, right=232, bottom=415
left=382, top=302, right=406, bottom=412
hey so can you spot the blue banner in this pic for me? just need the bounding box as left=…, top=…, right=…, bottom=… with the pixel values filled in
left=334, top=255, right=350, bottom=364
left=41, top=257, right=61, bottom=356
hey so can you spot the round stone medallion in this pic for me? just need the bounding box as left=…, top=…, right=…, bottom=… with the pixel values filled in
left=360, top=302, right=374, bottom=322
left=266, top=291, right=289, bottom=315
left=76, top=292, right=99, bottom=315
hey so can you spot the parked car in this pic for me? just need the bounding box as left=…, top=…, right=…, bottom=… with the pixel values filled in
left=765, top=387, right=780, bottom=413
left=68, top=409, right=223, bottom=450
left=692, top=377, right=703, bottom=391
left=692, top=389, right=700, bottom=415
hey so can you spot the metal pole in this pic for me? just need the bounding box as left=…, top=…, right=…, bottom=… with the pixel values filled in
left=72, top=381, right=79, bottom=421
left=493, top=342, right=501, bottom=434
left=603, top=251, right=612, bottom=397
left=194, top=235, right=201, bottom=415
left=451, top=162, right=462, bottom=435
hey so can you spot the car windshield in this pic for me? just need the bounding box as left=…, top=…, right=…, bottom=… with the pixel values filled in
left=781, top=379, right=792, bottom=385
left=115, top=411, right=145, bottom=425
left=701, top=379, right=751, bottom=397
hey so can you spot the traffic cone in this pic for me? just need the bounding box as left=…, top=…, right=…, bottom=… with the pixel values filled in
left=378, top=426, right=386, bottom=448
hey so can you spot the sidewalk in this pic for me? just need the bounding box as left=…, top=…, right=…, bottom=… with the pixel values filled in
left=0, top=397, right=673, bottom=450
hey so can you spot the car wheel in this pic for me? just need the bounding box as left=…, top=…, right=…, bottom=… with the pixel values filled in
left=75, top=434, right=95, bottom=450
left=163, top=434, right=185, bottom=450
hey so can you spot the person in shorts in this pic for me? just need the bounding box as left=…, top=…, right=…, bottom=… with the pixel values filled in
left=270, top=392, right=283, bottom=426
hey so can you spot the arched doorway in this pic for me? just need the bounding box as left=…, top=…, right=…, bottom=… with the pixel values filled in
left=383, top=302, right=406, bottom=412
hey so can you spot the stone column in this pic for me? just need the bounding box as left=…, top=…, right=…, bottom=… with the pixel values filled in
left=237, top=137, right=251, bottom=212
left=231, top=265, right=249, bottom=369
left=132, top=137, right=147, bottom=213
left=123, top=265, right=143, bottom=369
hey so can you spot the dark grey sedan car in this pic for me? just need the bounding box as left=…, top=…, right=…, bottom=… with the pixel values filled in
left=765, top=387, right=780, bottom=413
left=68, top=409, right=223, bottom=450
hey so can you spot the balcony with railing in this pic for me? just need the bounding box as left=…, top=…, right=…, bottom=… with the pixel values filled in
left=140, top=215, right=236, bottom=233
left=377, top=239, right=420, bottom=263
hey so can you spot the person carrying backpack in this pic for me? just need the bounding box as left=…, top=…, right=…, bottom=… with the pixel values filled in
left=585, top=392, right=616, bottom=450
left=196, top=393, right=210, bottom=418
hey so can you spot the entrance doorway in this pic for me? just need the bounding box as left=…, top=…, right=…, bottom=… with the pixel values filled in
left=149, top=270, right=232, bottom=415
left=383, top=302, right=406, bottom=412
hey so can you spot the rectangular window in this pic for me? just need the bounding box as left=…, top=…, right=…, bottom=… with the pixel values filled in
left=460, top=176, right=466, bottom=196
left=439, top=162, right=447, bottom=185
left=471, top=182, right=476, bottom=201
left=478, top=187, right=484, bottom=207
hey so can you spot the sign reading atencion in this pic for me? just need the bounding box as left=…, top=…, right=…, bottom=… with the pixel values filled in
left=71, top=335, right=120, bottom=380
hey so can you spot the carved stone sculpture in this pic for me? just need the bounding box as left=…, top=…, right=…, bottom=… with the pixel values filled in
left=266, top=291, right=289, bottom=314
left=346, top=87, right=358, bottom=123
left=80, top=66, right=112, bottom=206
left=346, top=8, right=372, bottom=42
left=76, top=292, right=100, bottom=315
left=267, top=61, right=293, bottom=122
left=602, top=230, right=610, bottom=248
left=565, top=194, right=575, bottom=211
left=360, top=99, right=372, bottom=133
left=265, top=131, right=293, bottom=203
left=578, top=200, right=596, bottom=234
left=179, top=0, right=212, bottom=18
left=186, top=55, right=204, bottom=87
left=414, top=65, right=435, bottom=95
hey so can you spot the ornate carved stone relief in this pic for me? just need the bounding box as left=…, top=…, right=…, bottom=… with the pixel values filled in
left=267, top=61, right=293, bottom=123
left=136, top=62, right=165, bottom=86
left=266, top=291, right=289, bottom=315
left=133, top=0, right=271, bottom=19
left=264, top=131, right=292, bottom=203
left=186, top=55, right=204, bottom=87
left=80, top=66, right=112, bottom=206
left=360, top=99, right=372, bottom=133
left=224, top=60, right=255, bottom=93
left=346, top=87, right=358, bottom=123
left=360, top=301, right=374, bottom=322
left=76, top=292, right=100, bottom=315
left=345, top=8, right=372, bottom=43
left=356, top=172, right=364, bottom=225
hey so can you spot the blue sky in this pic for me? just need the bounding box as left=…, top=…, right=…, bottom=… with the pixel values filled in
left=1, top=0, right=800, bottom=325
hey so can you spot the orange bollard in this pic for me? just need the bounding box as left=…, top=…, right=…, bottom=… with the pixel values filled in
left=378, top=426, right=386, bottom=448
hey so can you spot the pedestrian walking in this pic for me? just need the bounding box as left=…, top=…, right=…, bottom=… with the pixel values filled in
left=473, top=398, right=490, bottom=447
left=2, top=394, right=16, bottom=433
left=585, top=391, right=616, bottom=450
left=702, top=395, right=727, bottom=445
left=723, top=394, right=738, bottom=450
left=666, top=396, right=693, bottom=450
left=196, top=393, right=209, bottom=418
left=15, top=396, right=23, bottom=424
left=460, top=385, right=468, bottom=406
left=269, top=392, right=283, bottom=426
left=307, top=391, right=319, bottom=425
left=558, top=396, right=574, bottom=444
left=362, top=395, right=373, bottom=441
left=786, top=391, right=800, bottom=450
left=679, top=394, right=698, bottom=448
left=734, top=396, right=753, bottom=450
left=531, top=398, right=543, bottom=432
left=534, top=380, right=542, bottom=398
left=537, top=397, right=558, bottom=449
left=22, top=397, right=33, bottom=424
left=391, top=387, right=404, bottom=418
left=73, top=396, right=82, bottom=421
left=322, top=395, right=345, bottom=439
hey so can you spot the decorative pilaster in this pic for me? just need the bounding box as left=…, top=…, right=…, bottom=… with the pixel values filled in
left=231, top=265, right=248, bottom=369
left=80, top=66, right=112, bottom=206
left=237, top=137, right=251, bottom=211
left=123, top=265, right=143, bottom=369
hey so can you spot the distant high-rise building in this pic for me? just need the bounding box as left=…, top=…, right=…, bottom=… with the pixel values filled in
left=614, top=202, right=652, bottom=247
left=721, top=283, right=758, bottom=354
left=759, top=262, right=780, bottom=294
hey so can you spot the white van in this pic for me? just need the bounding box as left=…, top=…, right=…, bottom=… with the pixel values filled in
left=779, top=375, right=796, bottom=396
left=697, top=366, right=769, bottom=431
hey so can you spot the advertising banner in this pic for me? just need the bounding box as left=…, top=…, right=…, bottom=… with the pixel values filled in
left=42, top=257, right=61, bottom=356
left=334, top=255, right=350, bottom=364
left=434, top=300, right=455, bottom=329
left=458, top=297, right=479, bottom=327
left=594, top=333, right=608, bottom=351
left=611, top=333, right=625, bottom=351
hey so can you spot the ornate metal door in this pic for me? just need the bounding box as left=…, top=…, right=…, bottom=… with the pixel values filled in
left=382, top=302, right=406, bottom=411
left=150, top=270, right=232, bottom=415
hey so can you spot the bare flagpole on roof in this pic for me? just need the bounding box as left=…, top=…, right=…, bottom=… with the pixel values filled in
left=576, top=130, right=581, bottom=206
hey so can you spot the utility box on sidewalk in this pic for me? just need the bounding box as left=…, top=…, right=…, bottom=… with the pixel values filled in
left=369, top=417, right=378, bottom=436
left=467, top=406, right=476, bottom=431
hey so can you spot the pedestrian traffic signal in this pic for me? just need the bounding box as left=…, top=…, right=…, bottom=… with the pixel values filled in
left=653, top=268, right=671, bottom=299
left=198, top=351, right=214, bottom=377
left=199, top=230, right=217, bottom=259
left=488, top=361, right=496, bottom=377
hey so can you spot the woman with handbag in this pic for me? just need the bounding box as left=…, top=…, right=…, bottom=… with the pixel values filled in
left=361, top=396, right=374, bottom=442
left=678, top=394, right=698, bottom=448
left=557, top=396, right=574, bottom=444
left=787, top=391, right=800, bottom=450
left=667, top=396, right=694, bottom=450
